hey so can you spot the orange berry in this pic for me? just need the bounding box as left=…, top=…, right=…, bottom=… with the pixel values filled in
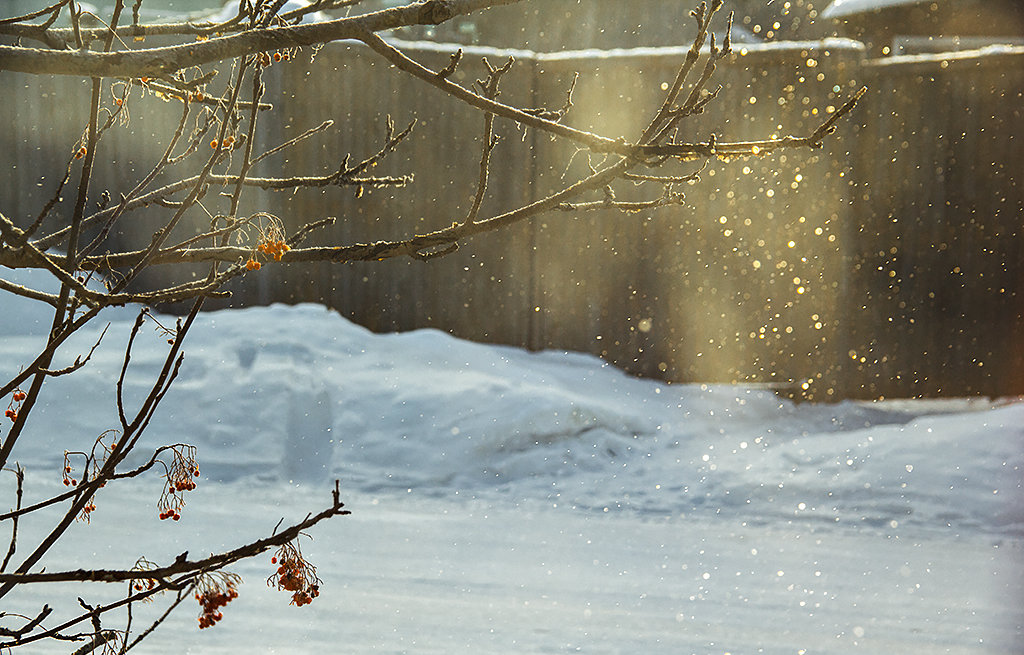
left=273, top=52, right=281, bottom=62
left=210, top=139, right=218, bottom=149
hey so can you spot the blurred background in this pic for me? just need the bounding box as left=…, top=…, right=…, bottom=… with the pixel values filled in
left=2, top=0, right=1022, bottom=399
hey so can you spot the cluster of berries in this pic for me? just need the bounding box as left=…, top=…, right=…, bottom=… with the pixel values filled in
left=61, top=464, right=77, bottom=487
left=80, top=501, right=98, bottom=521
left=258, top=239, right=290, bottom=261
left=196, top=586, right=239, bottom=629
left=5, top=390, right=26, bottom=422
left=291, top=585, right=319, bottom=607
left=158, top=509, right=181, bottom=521
left=170, top=471, right=199, bottom=493
left=157, top=446, right=200, bottom=521
left=291, top=587, right=319, bottom=606
left=129, top=558, right=162, bottom=603
left=256, top=50, right=291, bottom=67
left=210, top=135, right=236, bottom=150
left=246, top=238, right=290, bottom=271
left=132, top=578, right=157, bottom=593
left=268, top=543, right=321, bottom=608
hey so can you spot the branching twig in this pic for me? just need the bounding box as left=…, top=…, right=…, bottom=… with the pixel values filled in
left=0, top=0, right=528, bottom=77
left=0, top=466, right=24, bottom=573
left=0, top=483, right=349, bottom=586
left=464, top=55, right=512, bottom=225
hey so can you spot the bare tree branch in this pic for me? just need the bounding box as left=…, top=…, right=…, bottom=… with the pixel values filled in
left=0, top=0, right=526, bottom=77
left=0, top=484, right=349, bottom=586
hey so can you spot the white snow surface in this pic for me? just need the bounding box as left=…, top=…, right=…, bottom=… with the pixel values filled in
left=1, top=266, right=1022, bottom=653
left=821, top=0, right=931, bottom=19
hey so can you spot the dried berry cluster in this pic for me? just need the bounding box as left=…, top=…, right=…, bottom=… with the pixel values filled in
left=61, top=462, right=77, bottom=487
left=267, top=540, right=321, bottom=607
left=61, top=458, right=97, bottom=522
left=256, top=50, right=292, bottom=67
left=5, top=389, right=26, bottom=422
left=79, top=500, right=98, bottom=520
left=210, top=134, right=236, bottom=150
left=245, top=219, right=291, bottom=270
left=129, top=557, right=161, bottom=603
left=157, top=445, right=199, bottom=521
left=60, top=431, right=120, bottom=521
left=132, top=578, right=157, bottom=594
left=195, top=573, right=241, bottom=629
left=257, top=238, right=290, bottom=261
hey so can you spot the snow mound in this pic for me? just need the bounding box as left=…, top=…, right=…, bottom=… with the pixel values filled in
left=1, top=267, right=1021, bottom=536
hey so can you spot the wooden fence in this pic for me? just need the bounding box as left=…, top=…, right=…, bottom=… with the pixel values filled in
left=1, top=39, right=1021, bottom=399
left=843, top=47, right=1024, bottom=398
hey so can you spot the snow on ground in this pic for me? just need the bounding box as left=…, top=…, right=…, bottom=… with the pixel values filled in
left=1, top=266, right=1022, bottom=653
left=820, top=0, right=929, bottom=20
